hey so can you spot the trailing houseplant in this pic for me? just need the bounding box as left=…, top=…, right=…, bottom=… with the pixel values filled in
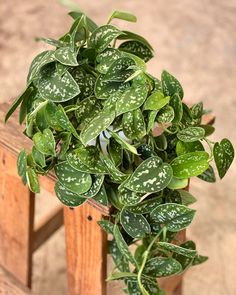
left=5, top=10, right=234, bottom=295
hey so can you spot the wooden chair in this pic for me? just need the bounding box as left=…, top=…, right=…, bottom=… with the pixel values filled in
left=0, top=100, right=214, bottom=295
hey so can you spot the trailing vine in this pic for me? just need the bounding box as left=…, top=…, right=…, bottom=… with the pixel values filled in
left=5, top=10, right=234, bottom=295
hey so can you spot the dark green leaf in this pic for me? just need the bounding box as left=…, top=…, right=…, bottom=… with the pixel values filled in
left=26, top=167, right=40, bottom=193
left=157, top=105, right=175, bottom=123
left=144, top=257, right=182, bottom=277
left=158, top=242, right=197, bottom=258
left=96, top=48, right=122, bottom=74
left=17, top=149, right=27, bottom=184
left=33, top=129, right=56, bottom=156
left=197, top=165, right=216, bottom=183
left=161, top=70, right=184, bottom=99
left=177, top=127, right=205, bottom=142
left=104, top=57, right=135, bottom=82
left=119, top=40, right=153, bottom=62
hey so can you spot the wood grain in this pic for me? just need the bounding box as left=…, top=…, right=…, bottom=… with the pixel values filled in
left=0, top=146, right=35, bottom=287
left=64, top=203, right=107, bottom=295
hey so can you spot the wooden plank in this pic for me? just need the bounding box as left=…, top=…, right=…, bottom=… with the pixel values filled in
left=64, top=203, right=107, bottom=295
left=0, top=266, right=31, bottom=295
left=33, top=205, right=64, bottom=252
left=0, top=146, right=35, bottom=288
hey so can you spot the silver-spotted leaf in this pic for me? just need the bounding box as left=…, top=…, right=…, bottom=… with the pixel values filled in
left=169, top=93, right=183, bottom=123
left=122, top=109, right=146, bottom=140
left=144, top=257, right=182, bottom=277
left=109, top=239, right=130, bottom=272
left=157, top=105, right=175, bottom=123
left=171, top=151, right=209, bottom=179
left=177, top=127, right=205, bottom=142
left=197, top=165, right=216, bottom=183
left=118, top=187, right=143, bottom=206
left=120, top=209, right=150, bottom=238
left=54, top=161, right=92, bottom=194
left=161, top=70, right=184, bottom=99
left=92, top=185, right=108, bottom=206
left=144, top=91, right=169, bottom=111
left=125, top=157, right=173, bottom=193
left=33, top=129, right=56, bottom=156
left=17, top=149, right=27, bottom=184
left=80, top=174, right=104, bottom=198
left=119, top=40, right=153, bottom=62
left=54, top=181, right=86, bottom=207
left=38, top=64, right=80, bottom=102
left=54, top=46, right=78, bottom=66
left=111, top=131, right=138, bottom=155
left=104, top=57, right=135, bottom=82
left=176, top=140, right=204, bottom=156
left=102, top=156, right=128, bottom=183
left=213, top=138, right=234, bottom=178
left=126, top=196, right=162, bottom=214
left=151, top=203, right=196, bottom=232
left=89, top=24, right=122, bottom=52
left=96, top=48, right=122, bottom=74
left=158, top=242, right=197, bottom=258
left=26, top=167, right=40, bottom=193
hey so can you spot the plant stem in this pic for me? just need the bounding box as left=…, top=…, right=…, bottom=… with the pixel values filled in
left=137, top=227, right=165, bottom=294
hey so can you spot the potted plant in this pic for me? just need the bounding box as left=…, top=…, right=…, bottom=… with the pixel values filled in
left=5, top=10, right=234, bottom=295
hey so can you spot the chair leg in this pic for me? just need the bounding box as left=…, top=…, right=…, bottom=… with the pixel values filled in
left=0, top=147, right=35, bottom=288
left=64, top=203, right=107, bottom=295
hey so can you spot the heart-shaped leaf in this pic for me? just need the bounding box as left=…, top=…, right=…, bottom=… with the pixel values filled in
left=54, top=161, right=92, bottom=194
left=178, top=190, right=197, bottom=206
left=213, top=138, right=234, bottom=178
left=107, top=137, right=123, bottom=166
left=151, top=203, right=196, bottom=232
left=80, top=174, right=104, bottom=198
left=144, top=91, right=170, bottom=111
left=161, top=70, right=184, bottom=99
left=104, top=57, right=135, bottom=82
left=173, top=240, right=196, bottom=271
left=102, top=156, right=128, bottom=183
left=54, top=181, right=86, bottom=207
left=92, top=185, right=108, bottom=206
left=157, top=105, right=175, bottom=123
left=171, top=151, right=209, bottom=179
left=120, top=209, right=150, bottom=238
left=72, top=67, right=96, bottom=98
left=198, top=165, right=216, bottom=183
left=176, top=140, right=204, bottom=156
left=109, top=240, right=130, bottom=272
left=122, top=109, right=146, bottom=140
left=96, top=48, right=122, bottom=74
left=144, top=257, right=182, bottom=277
left=38, top=64, right=80, bottom=102
left=89, top=24, right=122, bottom=52
left=125, top=157, right=173, bottom=193
left=54, top=46, right=78, bottom=66
left=116, top=84, right=148, bottom=116
left=33, top=129, right=56, bottom=156
left=177, top=127, right=205, bottom=142
left=32, top=146, right=46, bottom=167
left=80, top=106, right=116, bottom=145
left=119, top=40, right=153, bottom=62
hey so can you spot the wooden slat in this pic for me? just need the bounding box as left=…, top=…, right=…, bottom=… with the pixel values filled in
left=0, top=146, right=35, bottom=287
left=0, top=266, right=31, bottom=295
left=33, top=205, right=64, bottom=252
left=64, top=203, right=107, bottom=295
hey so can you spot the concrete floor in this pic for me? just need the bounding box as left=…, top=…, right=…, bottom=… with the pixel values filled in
left=0, top=0, right=236, bottom=294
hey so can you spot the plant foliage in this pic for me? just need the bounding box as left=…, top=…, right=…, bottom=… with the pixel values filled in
left=6, top=9, right=234, bottom=295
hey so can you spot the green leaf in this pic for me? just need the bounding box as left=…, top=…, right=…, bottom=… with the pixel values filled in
left=95, top=74, right=129, bottom=100
left=178, top=190, right=197, bottom=205
left=118, top=187, right=143, bottom=206
left=79, top=174, right=104, bottom=198
left=107, top=10, right=137, bottom=23
left=109, top=240, right=130, bottom=272
left=116, top=84, right=148, bottom=116
left=92, top=185, right=108, bottom=206
left=17, top=149, right=27, bottom=184
left=191, top=102, right=203, bottom=119
left=137, top=144, right=156, bottom=160
left=107, top=137, right=123, bottom=166
left=143, top=91, right=169, bottom=111
left=54, top=46, right=78, bottom=66
left=119, top=40, right=153, bottom=62
left=102, top=156, right=128, bottom=183
left=200, top=124, right=215, bottom=137
left=80, top=106, right=116, bottom=145
left=161, top=70, right=184, bottom=99
left=72, top=67, right=96, bottom=99
left=146, top=111, right=158, bottom=134
left=171, top=151, right=209, bottom=179
left=110, top=131, right=138, bottom=155
left=213, top=138, right=234, bottom=178
left=33, top=129, right=56, bottom=156
left=125, top=157, right=173, bottom=193
left=54, top=161, right=92, bottom=194
left=126, top=196, right=162, bottom=214
left=38, top=64, right=80, bottom=102
left=113, top=225, right=137, bottom=267
left=120, top=209, right=150, bottom=238
left=167, top=177, right=188, bottom=189
left=117, top=30, right=153, bottom=51
left=151, top=203, right=196, bottom=232
left=32, top=146, right=46, bottom=167
left=26, top=167, right=40, bottom=193
left=5, top=85, right=34, bottom=123
left=157, top=105, right=175, bottom=123
left=144, top=257, right=182, bottom=277
left=158, top=242, right=197, bottom=258
left=96, top=48, right=122, bottom=74
left=173, top=240, right=196, bottom=271
left=69, top=11, right=98, bottom=32
left=122, top=109, right=146, bottom=140
left=177, top=127, right=205, bottom=142
left=75, top=96, right=101, bottom=125
left=169, top=93, right=183, bottom=123
left=192, top=254, right=208, bottom=266
left=89, top=24, right=122, bottom=52
left=198, top=165, right=216, bottom=183
left=104, top=57, right=135, bottom=82
left=54, top=181, right=86, bottom=207
left=176, top=140, right=204, bottom=156
left=98, top=220, right=114, bottom=234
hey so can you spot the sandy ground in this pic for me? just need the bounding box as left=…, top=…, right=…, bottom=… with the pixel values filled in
left=0, top=0, right=236, bottom=294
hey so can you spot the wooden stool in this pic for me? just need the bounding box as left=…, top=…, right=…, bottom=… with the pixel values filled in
left=0, top=100, right=214, bottom=295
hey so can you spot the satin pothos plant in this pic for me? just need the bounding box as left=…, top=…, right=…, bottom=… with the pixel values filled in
left=5, top=10, right=234, bottom=295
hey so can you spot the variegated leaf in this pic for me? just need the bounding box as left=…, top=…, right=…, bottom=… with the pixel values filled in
left=122, top=109, right=146, bottom=140
left=96, top=48, right=122, bottom=74
left=151, top=203, right=196, bottom=232
left=118, top=187, right=143, bottom=206
left=119, top=40, right=153, bottom=62
left=197, top=165, right=216, bottom=182
left=33, top=129, right=56, bottom=156
left=54, top=161, right=92, bottom=194
left=38, top=64, right=80, bottom=102
left=80, top=174, right=104, bottom=198
left=54, top=181, right=86, bottom=207
left=176, top=140, right=204, bottom=156
left=72, top=67, right=95, bottom=98
left=92, top=185, right=108, bottom=206
left=75, top=96, right=101, bottom=125
left=171, top=151, right=209, bottom=179
left=54, top=46, right=78, bottom=66
left=126, top=196, right=162, bottom=214
left=158, top=242, right=197, bottom=258
left=125, top=157, right=173, bottom=193
left=144, top=257, right=182, bottom=277
left=157, top=105, right=175, bottom=123
left=177, top=127, right=205, bottom=142
left=169, top=93, right=183, bottom=123
left=17, top=149, right=27, bottom=185
left=26, top=167, right=40, bottom=193
left=110, top=131, right=138, bottom=155
left=102, top=156, right=128, bottom=183
left=104, top=57, right=135, bottom=82
left=144, top=91, right=169, bottom=111
left=161, top=70, right=184, bottom=99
